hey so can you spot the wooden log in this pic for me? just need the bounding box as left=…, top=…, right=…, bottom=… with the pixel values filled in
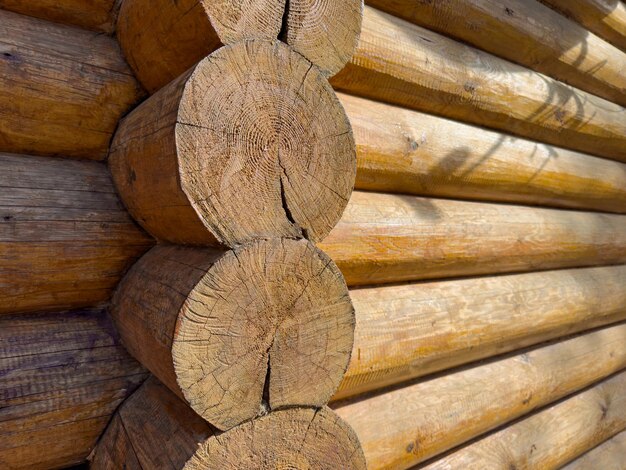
left=318, top=191, right=626, bottom=286
left=284, top=0, right=363, bottom=77
left=364, top=0, right=626, bottom=107
left=540, top=0, right=626, bottom=53
left=111, top=240, right=355, bottom=431
left=0, top=0, right=121, bottom=33
left=423, top=372, right=626, bottom=470
left=0, top=308, right=148, bottom=470
left=330, top=7, right=626, bottom=163
left=342, top=93, right=626, bottom=213
left=0, top=10, right=143, bottom=160
left=0, top=153, right=153, bottom=315
left=563, top=431, right=626, bottom=470
left=91, top=377, right=366, bottom=469
left=110, top=39, right=355, bottom=247
left=335, top=323, right=626, bottom=469
left=335, top=265, right=626, bottom=400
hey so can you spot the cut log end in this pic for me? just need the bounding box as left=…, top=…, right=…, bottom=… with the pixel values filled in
left=185, top=407, right=366, bottom=470
left=111, top=39, right=356, bottom=247
left=285, top=0, right=364, bottom=76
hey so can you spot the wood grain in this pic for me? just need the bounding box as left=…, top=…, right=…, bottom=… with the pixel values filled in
left=336, top=265, right=626, bottom=400
left=563, top=431, right=626, bottom=470
left=330, top=6, right=626, bottom=163
left=365, top=0, right=626, bottom=107
left=335, top=323, right=626, bottom=469
left=342, top=93, right=626, bottom=213
left=0, top=153, right=153, bottom=315
left=319, top=191, right=626, bottom=286
left=0, top=308, right=148, bottom=470
left=0, top=10, right=143, bottom=160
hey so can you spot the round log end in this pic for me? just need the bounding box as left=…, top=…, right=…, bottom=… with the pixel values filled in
left=185, top=407, right=366, bottom=469
left=286, top=0, right=364, bottom=77
left=172, top=239, right=355, bottom=430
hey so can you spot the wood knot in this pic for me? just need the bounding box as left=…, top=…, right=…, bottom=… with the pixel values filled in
left=464, top=82, right=477, bottom=94
left=2, top=215, right=12, bottom=221
left=554, top=109, right=566, bottom=125
left=505, top=7, right=515, bottom=16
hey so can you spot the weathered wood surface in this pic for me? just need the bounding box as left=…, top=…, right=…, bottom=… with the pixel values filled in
left=0, top=308, right=148, bottom=470
left=0, top=0, right=122, bottom=33
left=540, top=0, right=626, bottom=52
left=330, top=7, right=626, bottom=163
left=335, top=265, right=626, bottom=400
left=319, top=191, right=626, bottom=286
left=110, top=39, right=355, bottom=247
left=563, top=431, right=626, bottom=470
left=117, top=0, right=285, bottom=92
left=92, top=377, right=366, bottom=469
left=111, top=241, right=354, bottom=431
left=0, top=153, right=153, bottom=315
left=365, top=0, right=626, bottom=107
left=343, top=93, right=626, bottom=213
left=335, top=324, right=626, bottom=469
left=0, top=10, right=143, bottom=160
left=423, top=371, right=626, bottom=470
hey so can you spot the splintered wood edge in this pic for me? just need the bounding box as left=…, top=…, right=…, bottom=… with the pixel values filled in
left=171, top=239, right=355, bottom=431
left=185, top=407, right=366, bottom=469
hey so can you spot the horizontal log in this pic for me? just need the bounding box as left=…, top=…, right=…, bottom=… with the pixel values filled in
left=540, top=0, right=626, bottom=52
left=423, top=371, right=626, bottom=470
left=318, top=191, right=626, bottom=286
left=0, top=153, right=153, bottom=315
left=111, top=241, right=354, bottom=431
left=335, top=323, right=626, bottom=469
left=364, top=0, right=626, bottom=107
left=335, top=265, right=626, bottom=400
left=330, top=7, right=626, bottom=163
left=342, top=93, right=626, bottom=213
left=91, top=377, right=366, bottom=469
left=563, top=431, right=626, bottom=470
left=110, top=40, right=355, bottom=247
left=0, top=308, right=148, bottom=470
left=0, top=0, right=121, bottom=33
left=0, top=10, right=143, bottom=160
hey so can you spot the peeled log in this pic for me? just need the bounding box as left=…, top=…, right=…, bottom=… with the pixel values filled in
left=0, top=10, right=143, bottom=160
left=365, top=0, right=626, bottom=107
left=0, top=308, right=148, bottom=470
left=330, top=7, right=626, bottom=163
left=117, top=0, right=284, bottom=92
left=91, top=377, right=366, bottom=469
left=563, top=431, right=626, bottom=470
left=0, top=0, right=121, bottom=33
left=319, top=191, right=626, bottom=286
left=423, top=372, right=626, bottom=470
left=110, top=40, right=355, bottom=247
left=0, top=153, right=153, bottom=315
left=111, top=240, right=354, bottom=431
left=335, top=324, right=626, bottom=469
left=342, top=93, right=626, bottom=213
left=540, top=0, right=626, bottom=52
left=335, top=265, right=626, bottom=400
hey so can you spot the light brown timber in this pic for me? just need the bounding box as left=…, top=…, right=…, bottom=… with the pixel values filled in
left=342, top=93, right=626, bottom=213
left=0, top=308, right=148, bottom=470
left=0, top=153, right=153, bottom=315
left=364, top=0, right=626, bottom=107
left=335, top=323, right=626, bottom=469
left=540, top=0, right=626, bottom=52
left=91, top=377, right=366, bottom=469
left=111, top=241, right=354, bottom=431
left=117, top=0, right=285, bottom=92
left=330, top=7, right=626, bottom=163
left=0, top=10, right=143, bottom=160
left=335, top=264, right=626, bottom=400
left=423, top=372, right=626, bottom=470
left=110, top=40, right=355, bottom=247
left=563, top=431, right=626, bottom=470
left=318, top=191, right=626, bottom=286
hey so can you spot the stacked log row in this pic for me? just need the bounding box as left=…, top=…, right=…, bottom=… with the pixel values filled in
left=563, top=431, right=626, bottom=470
